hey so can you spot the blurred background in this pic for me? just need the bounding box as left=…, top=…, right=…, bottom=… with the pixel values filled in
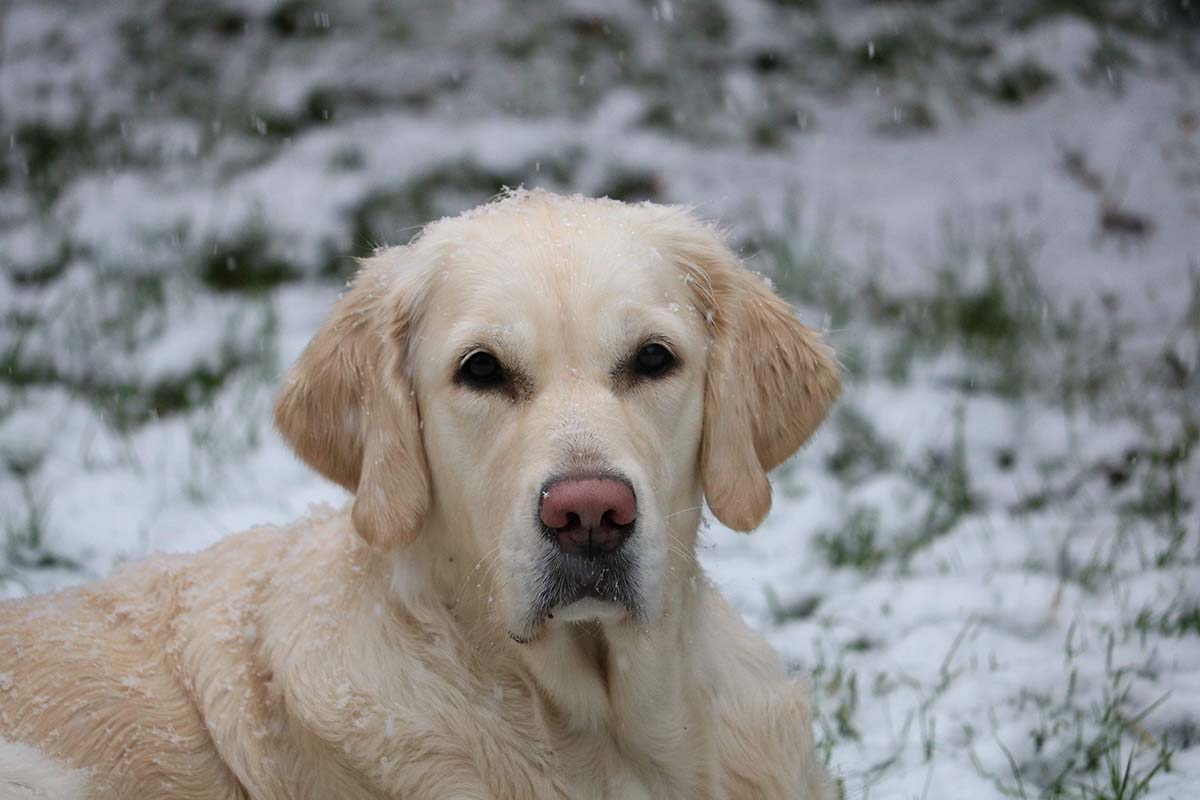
left=1, top=0, right=1198, bottom=796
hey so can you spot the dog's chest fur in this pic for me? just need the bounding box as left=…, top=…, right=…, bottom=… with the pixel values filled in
left=1, top=513, right=825, bottom=799
left=235, top=520, right=726, bottom=799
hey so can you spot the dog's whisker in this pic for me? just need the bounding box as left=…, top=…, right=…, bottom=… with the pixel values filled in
left=451, top=541, right=505, bottom=610
left=664, top=505, right=705, bottom=520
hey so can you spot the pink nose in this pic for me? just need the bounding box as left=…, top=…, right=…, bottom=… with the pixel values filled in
left=539, top=478, right=637, bottom=557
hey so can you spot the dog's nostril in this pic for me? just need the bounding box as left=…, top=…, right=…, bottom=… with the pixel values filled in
left=539, top=477, right=636, bottom=557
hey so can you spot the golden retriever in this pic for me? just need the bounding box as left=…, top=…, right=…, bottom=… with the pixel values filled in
left=0, top=191, right=840, bottom=799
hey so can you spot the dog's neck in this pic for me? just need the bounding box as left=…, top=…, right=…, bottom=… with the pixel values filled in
left=512, top=557, right=705, bottom=726
left=497, top=556, right=714, bottom=792
left=385, top=508, right=709, bottom=737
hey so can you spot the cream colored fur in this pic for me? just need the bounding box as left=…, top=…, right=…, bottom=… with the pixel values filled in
left=0, top=191, right=840, bottom=799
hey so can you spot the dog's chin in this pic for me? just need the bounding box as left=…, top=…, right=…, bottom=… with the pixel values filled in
left=508, top=597, right=634, bottom=644
left=550, top=597, right=629, bottom=624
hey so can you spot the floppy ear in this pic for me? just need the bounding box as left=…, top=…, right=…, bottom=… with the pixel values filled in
left=663, top=219, right=841, bottom=531
left=274, top=254, right=430, bottom=549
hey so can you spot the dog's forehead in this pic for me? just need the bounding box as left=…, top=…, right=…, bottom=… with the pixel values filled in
left=419, top=202, right=694, bottom=334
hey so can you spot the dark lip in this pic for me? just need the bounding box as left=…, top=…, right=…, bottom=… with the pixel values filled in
left=522, top=536, right=644, bottom=634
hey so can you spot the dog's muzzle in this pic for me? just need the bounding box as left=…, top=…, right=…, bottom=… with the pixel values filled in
left=519, top=473, right=644, bottom=630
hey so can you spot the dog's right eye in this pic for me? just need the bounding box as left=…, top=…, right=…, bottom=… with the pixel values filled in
left=458, top=351, right=505, bottom=388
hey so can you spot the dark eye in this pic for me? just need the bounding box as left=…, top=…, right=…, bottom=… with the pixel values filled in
left=459, top=351, right=505, bottom=388
left=632, top=342, right=676, bottom=377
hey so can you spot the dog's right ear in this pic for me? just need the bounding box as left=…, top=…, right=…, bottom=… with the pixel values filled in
left=648, top=211, right=841, bottom=533
left=274, top=254, right=430, bottom=550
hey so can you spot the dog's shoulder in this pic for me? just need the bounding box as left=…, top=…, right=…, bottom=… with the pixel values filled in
left=685, top=584, right=833, bottom=800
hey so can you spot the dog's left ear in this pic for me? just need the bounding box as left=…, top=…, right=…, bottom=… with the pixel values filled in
left=660, top=216, right=841, bottom=531
left=274, top=253, right=430, bottom=550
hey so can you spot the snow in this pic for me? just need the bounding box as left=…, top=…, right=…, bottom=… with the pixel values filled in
left=2, top=0, right=1199, bottom=797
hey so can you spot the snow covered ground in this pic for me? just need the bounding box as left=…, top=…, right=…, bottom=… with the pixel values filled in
left=2, top=1, right=1198, bottom=797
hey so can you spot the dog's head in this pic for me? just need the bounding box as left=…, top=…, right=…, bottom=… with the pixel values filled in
left=276, top=191, right=839, bottom=641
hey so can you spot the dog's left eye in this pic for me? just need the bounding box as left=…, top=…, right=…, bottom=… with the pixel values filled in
left=459, top=351, right=505, bottom=388
left=632, top=342, right=676, bottom=377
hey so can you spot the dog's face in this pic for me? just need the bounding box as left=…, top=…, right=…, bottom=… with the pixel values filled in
left=276, top=192, right=840, bottom=642
left=407, top=211, right=710, bottom=638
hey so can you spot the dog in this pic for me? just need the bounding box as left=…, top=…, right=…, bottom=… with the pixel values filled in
left=0, top=190, right=840, bottom=799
